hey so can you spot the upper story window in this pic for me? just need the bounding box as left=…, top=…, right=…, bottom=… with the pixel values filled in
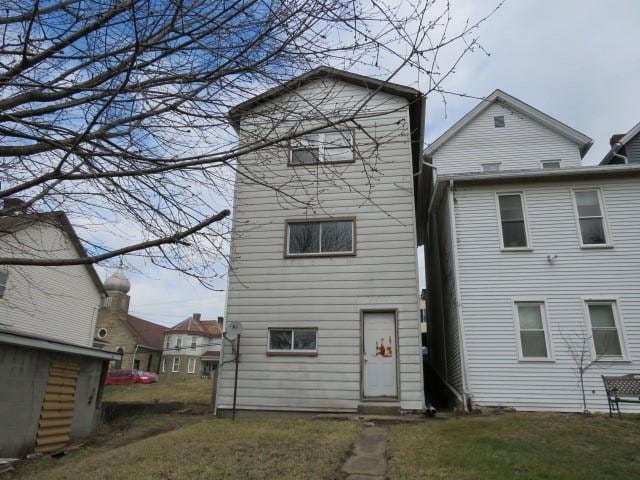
left=165, top=336, right=170, bottom=349
left=175, top=336, right=182, bottom=349
left=541, top=160, right=561, bottom=170
left=482, top=162, right=501, bottom=173
left=493, top=115, right=505, bottom=128
left=286, top=219, right=355, bottom=257
left=497, top=193, right=530, bottom=249
left=191, top=336, right=197, bottom=349
left=514, top=301, right=551, bottom=360
left=585, top=301, right=625, bottom=359
left=573, top=189, right=610, bottom=247
left=289, top=130, right=354, bottom=165
left=0, top=271, right=8, bottom=298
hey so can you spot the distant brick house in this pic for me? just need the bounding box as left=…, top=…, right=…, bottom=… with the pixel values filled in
left=161, top=314, right=223, bottom=377
left=95, top=268, right=165, bottom=372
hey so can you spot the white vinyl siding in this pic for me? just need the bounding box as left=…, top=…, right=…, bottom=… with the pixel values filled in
left=572, top=189, right=611, bottom=247
left=443, top=176, right=640, bottom=413
left=432, top=103, right=583, bottom=175
left=584, top=300, right=626, bottom=360
left=218, top=77, right=424, bottom=412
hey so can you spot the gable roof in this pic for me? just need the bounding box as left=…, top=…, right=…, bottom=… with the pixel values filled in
left=125, top=314, right=166, bottom=350
left=228, top=66, right=426, bottom=176
left=424, top=89, right=593, bottom=158
left=168, top=316, right=222, bottom=337
left=0, top=211, right=106, bottom=295
left=600, top=119, right=640, bottom=165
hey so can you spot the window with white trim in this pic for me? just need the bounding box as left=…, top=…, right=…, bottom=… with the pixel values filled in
left=290, top=130, right=353, bottom=165
left=165, top=336, right=170, bottom=349
left=574, top=189, right=608, bottom=246
left=482, top=162, right=501, bottom=173
left=161, top=357, right=166, bottom=373
left=541, top=160, right=561, bottom=170
left=515, top=302, right=551, bottom=359
left=497, top=193, right=529, bottom=249
left=586, top=301, right=624, bottom=358
left=494, top=115, right=505, bottom=128
left=175, top=336, right=182, bottom=350
left=0, top=270, right=8, bottom=298
left=268, top=328, right=317, bottom=353
left=191, top=336, right=197, bottom=349
left=286, top=220, right=354, bottom=256
left=172, top=357, right=180, bottom=372
left=187, top=358, right=197, bottom=373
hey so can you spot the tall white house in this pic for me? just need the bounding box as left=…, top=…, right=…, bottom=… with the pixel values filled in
left=216, top=67, right=426, bottom=413
left=420, top=90, right=640, bottom=413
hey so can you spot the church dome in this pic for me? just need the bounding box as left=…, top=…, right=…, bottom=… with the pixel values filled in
left=104, top=268, right=131, bottom=294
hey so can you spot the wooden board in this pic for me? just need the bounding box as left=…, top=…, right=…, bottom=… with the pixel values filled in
left=35, top=361, right=79, bottom=454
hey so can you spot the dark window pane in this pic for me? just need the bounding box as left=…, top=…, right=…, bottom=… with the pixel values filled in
left=499, top=195, right=524, bottom=221
left=269, top=330, right=292, bottom=350
left=580, top=218, right=606, bottom=244
left=520, top=331, right=548, bottom=358
left=588, top=304, right=615, bottom=328
left=293, top=329, right=317, bottom=350
left=291, top=148, right=320, bottom=164
left=288, top=223, right=320, bottom=254
left=575, top=190, right=602, bottom=217
left=502, top=221, right=527, bottom=247
left=321, top=221, right=353, bottom=252
left=593, top=330, right=622, bottom=357
left=494, top=115, right=505, bottom=127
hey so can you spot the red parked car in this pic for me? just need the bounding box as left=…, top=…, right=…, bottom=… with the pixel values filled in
left=105, top=369, right=158, bottom=385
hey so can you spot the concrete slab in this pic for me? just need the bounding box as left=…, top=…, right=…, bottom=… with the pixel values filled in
left=346, top=475, right=385, bottom=480
left=341, top=454, right=386, bottom=476
left=340, top=426, right=389, bottom=477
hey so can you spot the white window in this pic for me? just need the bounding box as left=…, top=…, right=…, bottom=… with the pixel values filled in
left=482, top=162, right=501, bottom=173
left=165, top=336, right=170, bottom=349
left=172, top=357, right=180, bottom=372
left=286, top=219, right=354, bottom=256
left=0, top=270, right=8, bottom=298
left=175, top=336, right=182, bottom=350
left=191, top=336, right=197, bottom=349
left=585, top=301, right=625, bottom=359
left=161, top=357, right=166, bottom=373
left=494, top=115, right=505, bottom=128
left=290, top=130, right=353, bottom=165
left=541, top=160, right=561, bottom=169
left=268, top=328, right=318, bottom=354
left=187, top=358, right=197, bottom=374
left=497, top=193, right=530, bottom=249
left=573, top=189, right=609, bottom=246
left=514, top=301, right=552, bottom=360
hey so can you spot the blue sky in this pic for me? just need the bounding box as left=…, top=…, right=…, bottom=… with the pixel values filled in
left=106, top=0, right=640, bottom=325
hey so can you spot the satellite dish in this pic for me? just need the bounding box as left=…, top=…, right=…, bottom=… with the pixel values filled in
left=225, top=320, right=243, bottom=340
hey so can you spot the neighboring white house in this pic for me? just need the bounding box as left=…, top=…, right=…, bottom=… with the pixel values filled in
left=0, top=208, right=106, bottom=347
left=216, top=67, right=426, bottom=413
left=420, top=90, right=640, bottom=413
left=161, top=314, right=223, bottom=377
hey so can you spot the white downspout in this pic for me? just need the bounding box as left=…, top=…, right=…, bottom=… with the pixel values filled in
left=447, top=180, right=471, bottom=412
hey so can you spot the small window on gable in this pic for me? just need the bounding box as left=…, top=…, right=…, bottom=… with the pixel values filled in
left=542, top=160, right=561, bottom=170
left=482, top=162, right=501, bottom=173
left=290, top=130, right=353, bottom=165
left=0, top=270, right=8, bottom=298
left=494, top=115, right=505, bottom=128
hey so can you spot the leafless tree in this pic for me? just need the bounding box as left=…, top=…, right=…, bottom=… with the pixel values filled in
left=0, top=0, right=501, bottom=286
left=563, top=333, right=597, bottom=414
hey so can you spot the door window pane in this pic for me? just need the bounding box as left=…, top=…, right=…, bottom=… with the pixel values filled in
left=288, top=223, right=320, bottom=254
left=293, top=329, right=317, bottom=350
left=321, top=221, right=352, bottom=253
left=499, top=194, right=528, bottom=248
left=269, top=329, right=292, bottom=350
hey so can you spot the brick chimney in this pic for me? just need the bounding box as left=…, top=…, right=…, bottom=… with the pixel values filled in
left=193, top=313, right=201, bottom=322
left=610, top=134, right=625, bottom=147
left=217, top=316, right=224, bottom=329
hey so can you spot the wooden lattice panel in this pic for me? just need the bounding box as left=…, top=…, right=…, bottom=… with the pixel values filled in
left=35, top=360, right=79, bottom=454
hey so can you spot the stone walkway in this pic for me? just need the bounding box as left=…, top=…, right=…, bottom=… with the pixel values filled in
left=341, top=426, right=389, bottom=480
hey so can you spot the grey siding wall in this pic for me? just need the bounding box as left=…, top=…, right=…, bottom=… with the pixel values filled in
left=432, top=103, right=583, bottom=175
left=452, top=176, right=640, bottom=412
left=217, top=78, right=424, bottom=412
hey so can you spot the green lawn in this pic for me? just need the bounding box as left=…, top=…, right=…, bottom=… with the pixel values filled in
left=102, top=375, right=213, bottom=404
left=388, top=413, right=640, bottom=480
left=12, top=415, right=361, bottom=480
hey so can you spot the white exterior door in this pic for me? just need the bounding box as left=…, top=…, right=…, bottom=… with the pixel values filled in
left=363, top=311, right=397, bottom=398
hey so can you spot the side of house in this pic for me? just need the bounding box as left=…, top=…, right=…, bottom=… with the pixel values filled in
left=216, top=67, right=425, bottom=413
left=600, top=120, right=640, bottom=165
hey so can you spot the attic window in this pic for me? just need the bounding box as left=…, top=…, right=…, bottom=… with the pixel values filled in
left=542, top=160, right=561, bottom=170
left=494, top=115, right=505, bottom=128
left=482, top=162, right=501, bottom=173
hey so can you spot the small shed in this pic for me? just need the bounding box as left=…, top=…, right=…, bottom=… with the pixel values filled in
left=0, top=327, right=121, bottom=458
